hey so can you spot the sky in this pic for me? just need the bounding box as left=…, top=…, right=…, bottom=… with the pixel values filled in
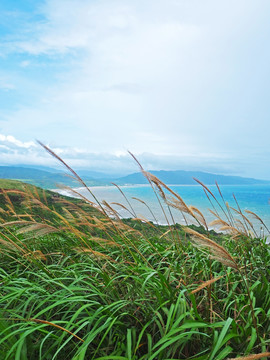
left=0, top=0, right=270, bottom=178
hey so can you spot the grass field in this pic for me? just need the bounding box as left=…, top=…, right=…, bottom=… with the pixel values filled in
left=0, top=153, right=270, bottom=360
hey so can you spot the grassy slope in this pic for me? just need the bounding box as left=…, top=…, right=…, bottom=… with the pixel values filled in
left=0, top=179, right=270, bottom=359
left=0, top=179, right=36, bottom=190
left=0, top=178, right=100, bottom=217
left=0, top=169, right=105, bottom=189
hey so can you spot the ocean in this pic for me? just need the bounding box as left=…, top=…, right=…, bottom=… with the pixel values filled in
left=56, top=184, right=270, bottom=237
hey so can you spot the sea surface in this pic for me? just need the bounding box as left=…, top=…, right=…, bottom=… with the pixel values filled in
left=56, top=184, right=270, bottom=237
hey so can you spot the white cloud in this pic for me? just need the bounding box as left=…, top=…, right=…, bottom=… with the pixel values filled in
left=0, top=133, right=243, bottom=174
left=20, top=60, right=31, bottom=68
left=15, top=1, right=200, bottom=56
left=0, top=132, right=269, bottom=179
left=0, top=1, right=270, bottom=179
left=0, top=134, right=37, bottom=148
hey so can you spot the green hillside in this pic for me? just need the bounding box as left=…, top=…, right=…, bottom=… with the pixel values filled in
left=0, top=179, right=100, bottom=224
left=0, top=178, right=34, bottom=190
left=0, top=177, right=270, bottom=359
left=0, top=166, right=79, bottom=188
left=0, top=166, right=108, bottom=189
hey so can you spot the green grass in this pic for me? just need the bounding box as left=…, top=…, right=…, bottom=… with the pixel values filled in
left=0, top=179, right=36, bottom=190
left=0, top=160, right=270, bottom=360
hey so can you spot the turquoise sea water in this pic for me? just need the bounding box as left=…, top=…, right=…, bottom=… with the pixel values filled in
left=58, top=184, right=270, bottom=236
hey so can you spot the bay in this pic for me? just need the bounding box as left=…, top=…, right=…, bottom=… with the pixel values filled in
left=57, top=184, right=270, bottom=237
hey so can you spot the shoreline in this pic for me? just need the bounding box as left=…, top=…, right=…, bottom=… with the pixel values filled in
left=51, top=183, right=270, bottom=193
left=52, top=186, right=270, bottom=241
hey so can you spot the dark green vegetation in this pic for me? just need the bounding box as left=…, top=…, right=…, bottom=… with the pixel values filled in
left=0, top=167, right=270, bottom=360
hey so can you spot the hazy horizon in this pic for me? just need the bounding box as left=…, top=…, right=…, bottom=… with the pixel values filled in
left=1, top=162, right=270, bottom=182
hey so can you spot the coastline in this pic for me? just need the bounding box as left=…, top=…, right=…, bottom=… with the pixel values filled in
left=51, top=185, right=270, bottom=241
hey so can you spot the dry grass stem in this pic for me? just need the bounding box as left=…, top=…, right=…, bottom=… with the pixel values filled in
left=191, top=275, right=224, bottom=294
left=228, top=353, right=270, bottom=360
left=183, top=227, right=238, bottom=269
left=245, top=210, right=270, bottom=234
left=74, top=247, right=111, bottom=259
left=189, top=205, right=208, bottom=230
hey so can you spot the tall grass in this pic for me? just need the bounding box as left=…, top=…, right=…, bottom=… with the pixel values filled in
left=0, top=146, right=270, bottom=359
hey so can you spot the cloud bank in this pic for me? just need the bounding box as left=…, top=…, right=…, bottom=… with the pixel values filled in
left=0, top=133, right=268, bottom=179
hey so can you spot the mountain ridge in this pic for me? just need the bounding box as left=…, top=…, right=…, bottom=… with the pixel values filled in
left=115, top=170, right=270, bottom=185
left=0, top=165, right=269, bottom=188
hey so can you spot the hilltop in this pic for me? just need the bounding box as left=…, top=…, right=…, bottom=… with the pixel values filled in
left=0, top=166, right=106, bottom=188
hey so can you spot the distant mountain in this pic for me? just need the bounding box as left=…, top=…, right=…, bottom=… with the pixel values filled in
left=8, top=165, right=120, bottom=179
left=0, top=166, right=79, bottom=188
left=11, top=164, right=63, bottom=173
left=76, top=170, right=119, bottom=179
left=0, top=165, right=113, bottom=188
left=116, top=170, right=270, bottom=185
left=1, top=166, right=269, bottom=189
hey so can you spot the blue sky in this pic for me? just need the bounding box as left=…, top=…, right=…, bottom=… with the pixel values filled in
left=0, top=0, right=270, bottom=178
